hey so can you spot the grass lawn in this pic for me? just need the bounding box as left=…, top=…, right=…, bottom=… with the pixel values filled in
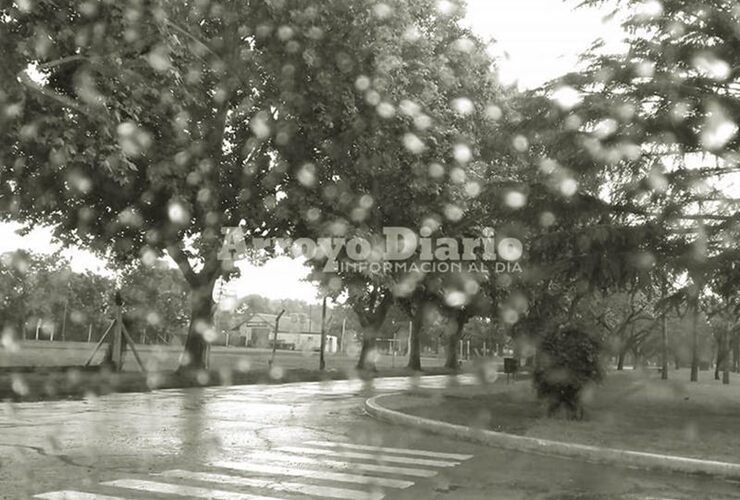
left=0, top=340, right=446, bottom=372
left=0, top=340, right=457, bottom=402
left=401, top=369, right=740, bottom=463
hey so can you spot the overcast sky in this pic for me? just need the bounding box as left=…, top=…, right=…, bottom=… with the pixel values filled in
left=1, top=0, right=625, bottom=302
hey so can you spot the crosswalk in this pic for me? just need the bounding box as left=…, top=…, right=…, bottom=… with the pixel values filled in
left=33, top=440, right=474, bottom=500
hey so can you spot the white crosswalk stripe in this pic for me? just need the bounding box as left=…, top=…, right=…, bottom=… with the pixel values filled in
left=277, top=445, right=462, bottom=467
left=232, top=450, right=439, bottom=478
left=101, top=479, right=287, bottom=500
left=34, top=439, right=473, bottom=500
left=212, top=459, right=415, bottom=488
left=304, top=440, right=474, bottom=460
left=158, top=470, right=384, bottom=500
left=34, top=492, right=129, bottom=500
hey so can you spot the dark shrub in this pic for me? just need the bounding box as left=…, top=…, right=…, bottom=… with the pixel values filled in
left=533, top=327, right=604, bottom=420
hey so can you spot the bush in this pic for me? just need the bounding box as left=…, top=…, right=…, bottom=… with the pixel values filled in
left=533, top=327, right=604, bottom=420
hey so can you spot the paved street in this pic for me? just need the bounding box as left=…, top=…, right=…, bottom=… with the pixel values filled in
left=1, top=375, right=738, bottom=500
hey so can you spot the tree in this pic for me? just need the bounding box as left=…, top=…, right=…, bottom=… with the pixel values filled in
left=1, top=1, right=309, bottom=369
left=534, top=327, right=604, bottom=420
left=0, top=250, right=114, bottom=343
left=563, top=0, right=740, bottom=380
left=120, top=260, right=190, bottom=345
left=4, top=0, right=509, bottom=370
left=275, top=0, right=505, bottom=369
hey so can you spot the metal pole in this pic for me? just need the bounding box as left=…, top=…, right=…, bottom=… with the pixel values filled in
left=320, top=297, right=327, bottom=370
left=112, top=303, right=123, bottom=371
left=340, top=318, right=346, bottom=353
left=392, top=331, right=397, bottom=368
left=407, top=321, right=412, bottom=358
left=87, top=324, right=92, bottom=343
left=61, top=297, right=68, bottom=342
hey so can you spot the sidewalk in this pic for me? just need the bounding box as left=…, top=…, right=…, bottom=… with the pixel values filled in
left=365, top=373, right=740, bottom=480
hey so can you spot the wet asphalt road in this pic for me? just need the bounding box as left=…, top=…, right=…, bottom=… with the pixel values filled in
left=1, top=375, right=739, bottom=500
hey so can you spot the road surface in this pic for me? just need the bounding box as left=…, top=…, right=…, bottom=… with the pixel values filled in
left=1, top=375, right=738, bottom=499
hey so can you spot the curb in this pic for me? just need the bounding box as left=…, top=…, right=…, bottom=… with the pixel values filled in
left=364, top=393, right=740, bottom=480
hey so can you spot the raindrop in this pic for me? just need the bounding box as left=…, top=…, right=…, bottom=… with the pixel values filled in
left=451, top=37, right=475, bottom=53
left=504, top=191, right=527, bottom=209
left=498, top=238, right=523, bottom=261
left=428, top=162, right=445, bottom=178
left=365, top=90, right=381, bottom=106
left=550, top=86, right=582, bottom=110
left=277, top=25, right=294, bottom=41
left=168, top=201, right=190, bottom=225
left=700, top=103, right=737, bottom=151
left=376, top=102, right=396, bottom=118
left=453, top=143, right=472, bottom=163
left=693, top=53, right=731, bottom=81
left=464, top=182, right=481, bottom=197
left=359, top=194, right=374, bottom=209
left=485, top=105, right=503, bottom=121
left=594, top=118, right=618, bottom=139
left=444, top=204, right=464, bottom=221
left=445, top=291, right=467, bottom=307
left=146, top=45, right=171, bottom=72
left=560, top=178, right=578, bottom=197
left=400, top=99, right=421, bottom=117
left=451, top=97, right=475, bottom=116
left=297, top=163, right=317, bottom=187
left=512, top=135, right=529, bottom=152
left=373, top=3, right=393, bottom=19
left=117, top=122, right=152, bottom=157
left=403, top=25, right=421, bottom=42
left=450, top=167, right=466, bottom=183
left=414, top=114, right=432, bottom=130
left=355, top=76, right=371, bottom=91
left=250, top=114, right=271, bottom=139
left=634, top=0, right=663, bottom=20
left=436, top=0, right=456, bottom=16
left=403, top=133, right=426, bottom=154
left=539, top=158, right=558, bottom=174
left=540, top=212, right=556, bottom=227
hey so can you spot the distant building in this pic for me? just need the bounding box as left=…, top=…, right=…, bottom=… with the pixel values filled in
left=215, top=312, right=338, bottom=353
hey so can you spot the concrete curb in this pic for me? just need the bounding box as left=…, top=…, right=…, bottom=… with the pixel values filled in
left=364, top=393, right=740, bottom=480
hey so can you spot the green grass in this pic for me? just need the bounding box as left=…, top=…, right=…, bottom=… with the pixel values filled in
left=400, top=369, right=740, bottom=463
left=0, top=340, right=445, bottom=372
left=0, top=340, right=455, bottom=402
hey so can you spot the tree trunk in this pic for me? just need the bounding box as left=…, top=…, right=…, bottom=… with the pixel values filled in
left=407, top=305, right=423, bottom=371
left=617, top=350, right=625, bottom=371
left=715, top=338, right=722, bottom=381
left=733, top=336, right=740, bottom=373
left=179, top=280, right=216, bottom=371
left=690, top=299, right=699, bottom=382
left=632, top=346, right=640, bottom=370
left=444, top=314, right=466, bottom=369
left=723, top=329, right=730, bottom=385
left=661, top=310, right=668, bottom=380
left=356, top=332, right=376, bottom=370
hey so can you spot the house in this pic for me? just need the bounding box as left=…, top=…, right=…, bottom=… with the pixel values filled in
left=215, top=311, right=338, bottom=353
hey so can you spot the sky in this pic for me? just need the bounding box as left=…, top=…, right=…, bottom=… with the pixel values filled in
left=1, top=0, right=626, bottom=303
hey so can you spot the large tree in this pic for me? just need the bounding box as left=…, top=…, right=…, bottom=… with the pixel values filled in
left=2, top=0, right=509, bottom=371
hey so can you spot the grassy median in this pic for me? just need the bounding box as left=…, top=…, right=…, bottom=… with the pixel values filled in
left=395, top=369, right=740, bottom=464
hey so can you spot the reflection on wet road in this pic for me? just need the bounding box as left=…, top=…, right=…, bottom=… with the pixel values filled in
left=2, top=374, right=739, bottom=500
